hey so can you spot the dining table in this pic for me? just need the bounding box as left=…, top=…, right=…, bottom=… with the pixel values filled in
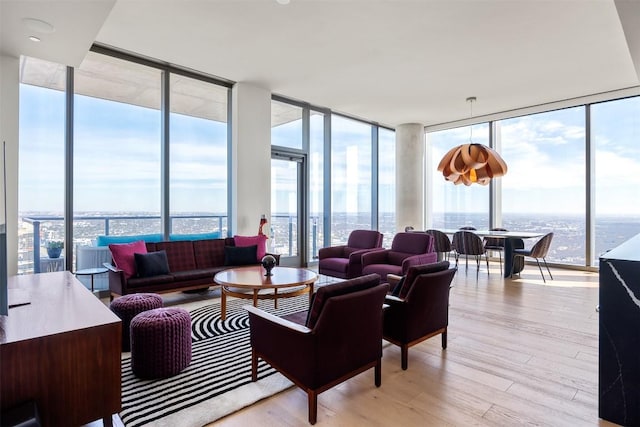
left=439, top=229, right=545, bottom=278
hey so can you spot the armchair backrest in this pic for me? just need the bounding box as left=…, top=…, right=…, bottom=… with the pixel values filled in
left=393, top=261, right=450, bottom=299
left=346, top=229, right=384, bottom=250
left=404, top=267, right=457, bottom=330
left=390, top=232, right=434, bottom=256
left=306, top=273, right=381, bottom=328
left=312, top=280, right=389, bottom=386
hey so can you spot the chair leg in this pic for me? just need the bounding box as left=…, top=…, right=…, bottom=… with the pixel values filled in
left=498, top=251, right=502, bottom=274
left=442, top=329, right=447, bottom=349
left=308, top=391, right=317, bottom=425
left=543, top=258, right=553, bottom=280
left=401, top=344, right=408, bottom=370
left=484, top=253, right=489, bottom=275
left=251, top=349, right=258, bottom=382
left=535, top=258, right=546, bottom=283
left=375, top=358, right=381, bottom=387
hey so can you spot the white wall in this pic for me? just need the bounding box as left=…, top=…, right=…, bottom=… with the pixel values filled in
left=0, top=55, right=19, bottom=276
left=231, top=82, right=272, bottom=239
left=395, top=123, right=424, bottom=232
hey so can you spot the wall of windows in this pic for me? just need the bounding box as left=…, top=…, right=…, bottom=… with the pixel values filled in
left=331, top=115, right=372, bottom=245
left=427, top=96, right=640, bottom=268
left=592, top=97, right=640, bottom=265
left=429, top=124, right=490, bottom=230
left=18, top=49, right=230, bottom=278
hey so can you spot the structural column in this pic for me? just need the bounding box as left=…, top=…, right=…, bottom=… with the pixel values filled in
left=395, top=123, right=424, bottom=232
left=231, top=82, right=271, bottom=237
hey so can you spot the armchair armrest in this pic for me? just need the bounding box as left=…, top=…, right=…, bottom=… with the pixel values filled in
left=362, top=249, right=390, bottom=266
left=386, top=273, right=403, bottom=288
left=347, top=247, right=380, bottom=263
left=318, top=245, right=346, bottom=260
left=401, top=252, right=438, bottom=274
left=244, top=305, right=311, bottom=334
left=384, top=294, right=406, bottom=304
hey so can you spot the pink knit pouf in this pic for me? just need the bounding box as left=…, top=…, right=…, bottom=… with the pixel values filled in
left=110, top=293, right=163, bottom=351
left=130, top=307, right=192, bottom=379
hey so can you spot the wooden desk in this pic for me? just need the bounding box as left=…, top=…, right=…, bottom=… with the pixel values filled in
left=0, top=271, right=122, bottom=426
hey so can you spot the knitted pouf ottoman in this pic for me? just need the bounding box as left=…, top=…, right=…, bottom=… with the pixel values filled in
left=130, top=307, right=192, bottom=379
left=110, top=293, right=164, bottom=351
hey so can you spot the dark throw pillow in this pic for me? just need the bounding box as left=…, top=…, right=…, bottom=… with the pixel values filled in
left=134, top=250, right=170, bottom=278
left=224, top=245, right=258, bottom=266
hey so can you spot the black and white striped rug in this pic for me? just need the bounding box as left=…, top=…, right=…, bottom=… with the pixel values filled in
left=119, top=294, right=311, bottom=427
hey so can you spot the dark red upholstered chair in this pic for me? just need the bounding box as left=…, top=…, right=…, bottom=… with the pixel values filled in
left=244, top=274, right=388, bottom=425
left=383, top=261, right=457, bottom=370
left=361, top=232, right=437, bottom=283
left=318, top=229, right=383, bottom=279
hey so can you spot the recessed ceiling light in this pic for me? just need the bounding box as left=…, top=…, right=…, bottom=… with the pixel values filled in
left=22, top=17, right=55, bottom=34
left=28, top=36, right=41, bottom=42
left=276, top=0, right=291, bottom=4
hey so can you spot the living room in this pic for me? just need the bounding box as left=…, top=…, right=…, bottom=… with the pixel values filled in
left=1, top=1, right=640, bottom=426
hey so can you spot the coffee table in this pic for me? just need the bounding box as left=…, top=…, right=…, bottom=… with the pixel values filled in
left=214, top=266, right=318, bottom=320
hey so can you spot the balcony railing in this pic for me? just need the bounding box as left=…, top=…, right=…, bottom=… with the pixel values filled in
left=19, top=213, right=319, bottom=275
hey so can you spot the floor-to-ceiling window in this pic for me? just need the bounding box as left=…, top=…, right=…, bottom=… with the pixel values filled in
left=331, top=115, right=372, bottom=245
left=18, top=57, right=67, bottom=274
left=592, top=97, right=640, bottom=265
left=499, top=107, right=586, bottom=265
left=378, top=127, right=396, bottom=247
left=18, top=48, right=231, bottom=283
left=429, top=124, right=490, bottom=230
left=169, top=73, right=229, bottom=237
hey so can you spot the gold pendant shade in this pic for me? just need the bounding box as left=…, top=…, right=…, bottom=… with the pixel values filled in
left=437, top=143, right=508, bottom=186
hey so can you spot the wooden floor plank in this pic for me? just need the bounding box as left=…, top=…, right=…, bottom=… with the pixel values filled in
left=206, top=264, right=609, bottom=426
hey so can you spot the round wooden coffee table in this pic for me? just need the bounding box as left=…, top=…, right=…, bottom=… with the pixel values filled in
left=214, top=266, right=318, bottom=320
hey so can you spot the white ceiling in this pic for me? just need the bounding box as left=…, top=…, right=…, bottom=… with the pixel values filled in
left=2, top=0, right=639, bottom=127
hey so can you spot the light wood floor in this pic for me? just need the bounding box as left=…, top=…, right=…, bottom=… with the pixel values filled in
left=210, top=262, right=616, bottom=427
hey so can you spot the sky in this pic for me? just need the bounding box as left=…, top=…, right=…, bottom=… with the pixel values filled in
left=18, top=82, right=640, bottom=218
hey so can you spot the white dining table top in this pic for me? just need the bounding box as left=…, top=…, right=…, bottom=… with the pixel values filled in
left=438, top=229, right=545, bottom=239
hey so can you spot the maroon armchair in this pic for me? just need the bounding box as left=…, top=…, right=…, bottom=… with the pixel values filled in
left=244, top=274, right=388, bottom=424
left=318, top=229, right=384, bottom=279
left=384, top=261, right=457, bottom=370
left=361, top=232, right=437, bottom=282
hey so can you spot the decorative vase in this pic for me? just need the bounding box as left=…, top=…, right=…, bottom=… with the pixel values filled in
left=261, top=255, right=276, bottom=276
left=47, top=247, right=62, bottom=259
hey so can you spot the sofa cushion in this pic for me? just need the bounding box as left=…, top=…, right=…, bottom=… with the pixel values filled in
left=109, top=240, right=148, bottom=279
left=97, top=234, right=163, bottom=246
left=127, top=274, right=175, bottom=288
left=224, top=245, right=258, bottom=266
left=234, top=235, right=267, bottom=261
left=135, top=250, right=170, bottom=278
left=319, top=257, right=349, bottom=274
left=193, top=239, right=227, bottom=269
left=306, top=274, right=380, bottom=328
left=154, top=241, right=197, bottom=272
left=170, top=268, right=220, bottom=282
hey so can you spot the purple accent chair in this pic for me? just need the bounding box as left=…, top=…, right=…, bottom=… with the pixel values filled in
left=244, top=274, right=388, bottom=424
left=361, top=232, right=437, bottom=283
left=384, top=262, right=457, bottom=369
left=318, top=229, right=384, bottom=279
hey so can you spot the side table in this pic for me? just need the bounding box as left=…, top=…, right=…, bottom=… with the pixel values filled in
left=75, top=267, right=109, bottom=293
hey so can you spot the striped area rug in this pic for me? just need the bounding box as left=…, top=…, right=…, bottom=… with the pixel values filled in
left=119, top=294, right=312, bottom=427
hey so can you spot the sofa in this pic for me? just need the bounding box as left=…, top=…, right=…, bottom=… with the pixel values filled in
left=106, top=237, right=278, bottom=298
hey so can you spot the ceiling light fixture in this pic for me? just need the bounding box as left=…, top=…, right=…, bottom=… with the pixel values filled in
left=437, top=97, right=508, bottom=186
left=276, top=0, right=291, bottom=4
left=22, top=17, right=56, bottom=34
left=28, top=36, right=41, bottom=42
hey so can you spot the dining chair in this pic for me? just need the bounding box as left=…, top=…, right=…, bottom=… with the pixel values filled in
left=425, top=229, right=453, bottom=261
left=452, top=230, right=489, bottom=275
left=451, top=226, right=477, bottom=264
left=510, top=232, right=554, bottom=282
left=483, top=227, right=507, bottom=274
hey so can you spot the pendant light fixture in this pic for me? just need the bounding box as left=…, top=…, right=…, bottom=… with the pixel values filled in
left=437, top=97, right=507, bottom=186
